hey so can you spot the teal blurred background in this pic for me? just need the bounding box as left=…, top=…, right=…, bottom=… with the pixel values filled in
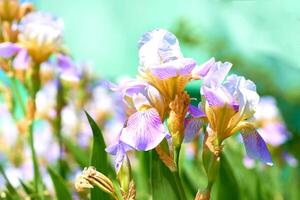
left=37, top=0, right=300, bottom=147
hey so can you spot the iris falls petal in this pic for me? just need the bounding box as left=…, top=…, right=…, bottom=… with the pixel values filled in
left=241, top=128, right=273, bottom=166
left=120, top=108, right=165, bottom=151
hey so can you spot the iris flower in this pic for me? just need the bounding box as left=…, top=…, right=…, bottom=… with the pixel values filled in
left=0, top=11, right=64, bottom=66
left=138, top=29, right=197, bottom=107
left=191, top=59, right=273, bottom=165
left=106, top=79, right=168, bottom=170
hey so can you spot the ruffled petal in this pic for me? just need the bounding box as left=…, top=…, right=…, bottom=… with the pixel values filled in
left=0, top=42, right=20, bottom=58
left=202, top=61, right=232, bottom=88
left=184, top=117, right=203, bottom=143
left=202, top=86, right=232, bottom=107
left=150, top=58, right=196, bottom=79
left=192, top=57, right=215, bottom=79
left=120, top=108, right=165, bottom=151
left=241, top=128, right=273, bottom=166
left=138, top=29, right=183, bottom=67
left=224, top=74, right=259, bottom=118
left=12, top=49, right=30, bottom=69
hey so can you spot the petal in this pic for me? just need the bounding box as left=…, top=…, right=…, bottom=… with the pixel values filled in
left=138, top=29, right=183, bottom=66
left=150, top=58, right=196, bottom=79
left=0, top=42, right=20, bottom=58
left=188, top=104, right=205, bottom=118
left=120, top=108, right=165, bottom=151
left=224, top=74, right=259, bottom=118
left=56, top=54, right=73, bottom=69
left=12, top=49, right=30, bottom=69
left=241, top=128, right=273, bottom=166
left=202, top=61, right=232, bottom=88
left=192, top=57, right=215, bottom=79
left=184, top=117, right=203, bottom=143
left=106, top=142, right=128, bottom=171
left=60, top=68, right=81, bottom=82
left=202, top=86, right=232, bottom=107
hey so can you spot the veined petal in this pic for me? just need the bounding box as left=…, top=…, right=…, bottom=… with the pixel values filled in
left=106, top=141, right=131, bottom=171
left=12, top=49, right=30, bottom=69
left=202, top=61, right=232, bottom=88
left=120, top=108, right=165, bottom=151
left=0, top=42, right=20, bottom=58
left=192, top=57, right=215, bottom=79
left=184, top=117, right=203, bottom=143
left=150, top=58, right=196, bottom=79
left=224, top=74, right=259, bottom=119
left=138, top=29, right=183, bottom=67
left=202, top=86, right=232, bottom=107
left=241, top=128, right=273, bottom=166
left=188, top=104, right=205, bottom=118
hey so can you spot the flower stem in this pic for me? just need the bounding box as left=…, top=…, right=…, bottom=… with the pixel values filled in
left=27, top=63, right=44, bottom=199
left=173, top=145, right=187, bottom=200
left=54, top=80, right=64, bottom=176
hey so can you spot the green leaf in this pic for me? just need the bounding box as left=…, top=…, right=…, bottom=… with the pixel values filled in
left=150, top=150, right=184, bottom=200
left=0, top=165, right=21, bottom=199
left=85, top=111, right=113, bottom=200
left=19, top=180, right=35, bottom=196
left=47, top=166, right=72, bottom=200
left=63, top=137, right=89, bottom=168
left=212, top=154, right=240, bottom=200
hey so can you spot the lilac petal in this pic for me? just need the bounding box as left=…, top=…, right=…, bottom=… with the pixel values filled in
left=184, top=117, right=203, bottom=143
left=12, top=49, right=30, bottom=69
left=138, top=29, right=183, bottom=66
left=120, top=108, right=165, bottom=151
left=192, top=57, right=215, bottom=78
left=241, top=128, right=273, bottom=166
left=188, top=104, right=205, bottom=118
left=150, top=58, right=196, bottom=79
left=106, top=142, right=130, bottom=171
left=56, top=54, right=73, bottom=69
left=202, top=86, right=231, bottom=107
left=0, top=42, right=20, bottom=58
left=202, top=61, right=232, bottom=88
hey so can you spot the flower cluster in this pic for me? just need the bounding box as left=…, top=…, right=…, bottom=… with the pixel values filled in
left=106, top=29, right=272, bottom=175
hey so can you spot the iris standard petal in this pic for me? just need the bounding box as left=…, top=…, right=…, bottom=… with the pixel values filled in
left=120, top=108, right=165, bottom=151
left=202, top=61, right=232, bottom=88
left=241, top=128, right=273, bottom=166
left=224, top=74, right=259, bottom=119
left=202, top=86, right=232, bottom=107
left=138, top=29, right=183, bottom=67
left=150, top=58, right=196, bottom=79
left=12, top=49, right=30, bottom=69
left=192, top=57, right=215, bottom=79
left=0, top=42, right=20, bottom=58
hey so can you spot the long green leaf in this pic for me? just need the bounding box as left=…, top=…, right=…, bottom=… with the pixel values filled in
left=85, top=111, right=112, bottom=200
left=150, top=150, right=183, bottom=200
left=47, top=166, right=72, bottom=200
left=0, top=165, right=21, bottom=199
left=63, top=137, right=89, bottom=168
left=212, top=154, right=240, bottom=200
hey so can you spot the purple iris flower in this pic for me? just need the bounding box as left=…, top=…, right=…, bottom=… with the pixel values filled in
left=138, top=29, right=197, bottom=101
left=193, top=59, right=272, bottom=165
left=105, top=79, right=168, bottom=170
